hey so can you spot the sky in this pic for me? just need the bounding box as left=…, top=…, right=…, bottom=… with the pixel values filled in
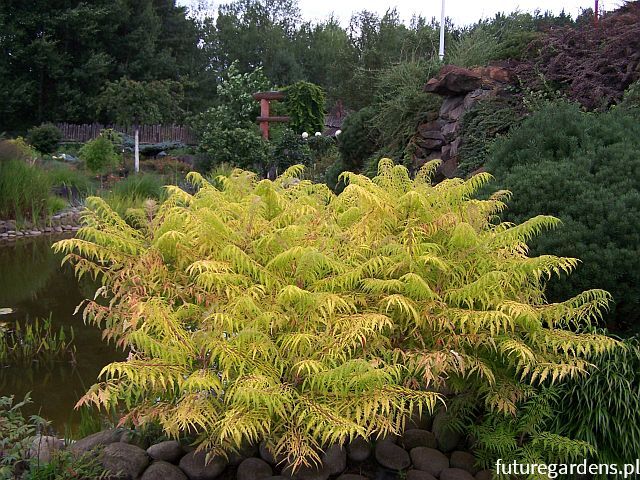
left=298, top=0, right=607, bottom=27
left=180, top=0, right=620, bottom=27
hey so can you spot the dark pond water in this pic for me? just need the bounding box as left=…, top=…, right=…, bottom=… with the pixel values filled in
left=0, top=235, right=124, bottom=436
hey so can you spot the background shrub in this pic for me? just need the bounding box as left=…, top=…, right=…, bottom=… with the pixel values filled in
left=190, top=63, right=272, bottom=172
left=198, top=124, right=271, bottom=171
left=337, top=106, right=379, bottom=171
left=487, top=101, right=640, bottom=331
left=27, top=124, right=62, bottom=154
left=369, top=59, right=442, bottom=157
left=79, top=134, right=120, bottom=175
left=270, top=128, right=312, bottom=173
left=306, top=135, right=336, bottom=159
left=457, top=95, right=525, bottom=177
left=0, top=138, right=39, bottom=165
left=282, top=81, right=326, bottom=134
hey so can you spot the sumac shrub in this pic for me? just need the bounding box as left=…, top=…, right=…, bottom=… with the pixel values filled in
left=56, top=160, right=617, bottom=469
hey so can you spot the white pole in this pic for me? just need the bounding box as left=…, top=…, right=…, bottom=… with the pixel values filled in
left=134, top=127, right=140, bottom=173
left=439, top=0, right=446, bottom=61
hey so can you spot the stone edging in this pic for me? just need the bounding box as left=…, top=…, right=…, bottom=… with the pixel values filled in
left=0, top=206, right=83, bottom=243
left=29, top=412, right=493, bottom=480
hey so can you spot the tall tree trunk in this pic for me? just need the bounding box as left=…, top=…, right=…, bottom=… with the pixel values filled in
left=134, top=126, right=140, bottom=173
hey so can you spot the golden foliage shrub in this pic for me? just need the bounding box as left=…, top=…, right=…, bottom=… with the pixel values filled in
left=54, top=159, right=617, bottom=469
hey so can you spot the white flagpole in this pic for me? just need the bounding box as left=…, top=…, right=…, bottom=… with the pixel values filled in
left=439, top=0, right=446, bottom=61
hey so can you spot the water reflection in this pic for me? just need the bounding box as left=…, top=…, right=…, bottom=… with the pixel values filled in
left=0, top=235, right=124, bottom=435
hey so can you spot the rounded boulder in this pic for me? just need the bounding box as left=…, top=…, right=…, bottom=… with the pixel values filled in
left=406, top=470, right=437, bottom=480
left=347, top=437, right=371, bottom=462
left=100, top=442, right=150, bottom=479
left=400, top=430, right=436, bottom=450
left=440, top=468, right=476, bottom=480
left=374, top=440, right=410, bottom=471
left=178, top=451, right=228, bottom=480
left=147, top=440, right=184, bottom=464
left=141, top=461, right=188, bottom=480
left=237, top=458, right=273, bottom=480
left=409, top=447, right=449, bottom=477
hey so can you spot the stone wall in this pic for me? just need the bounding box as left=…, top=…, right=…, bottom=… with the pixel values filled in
left=29, top=411, right=493, bottom=480
left=412, top=65, right=513, bottom=180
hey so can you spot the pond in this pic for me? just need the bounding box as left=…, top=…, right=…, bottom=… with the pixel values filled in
left=0, top=235, right=124, bottom=436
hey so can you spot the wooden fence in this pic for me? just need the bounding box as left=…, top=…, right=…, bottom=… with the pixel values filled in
left=55, top=123, right=196, bottom=145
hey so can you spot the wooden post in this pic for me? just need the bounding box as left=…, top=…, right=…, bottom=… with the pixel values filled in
left=252, top=91, right=289, bottom=140
left=260, top=99, right=270, bottom=139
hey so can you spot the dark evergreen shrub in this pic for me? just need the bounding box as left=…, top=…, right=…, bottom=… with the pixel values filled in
left=487, top=101, right=640, bottom=330
left=27, top=124, right=62, bottom=154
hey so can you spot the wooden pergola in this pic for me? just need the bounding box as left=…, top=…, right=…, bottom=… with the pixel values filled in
left=252, top=91, right=290, bottom=140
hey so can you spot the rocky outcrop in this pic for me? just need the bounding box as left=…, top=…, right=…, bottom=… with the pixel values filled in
left=413, top=64, right=513, bottom=180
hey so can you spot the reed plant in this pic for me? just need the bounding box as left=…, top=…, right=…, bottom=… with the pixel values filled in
left=0, top=160, right=51, bottom=222
left=0, top=315, right=75, bottom=366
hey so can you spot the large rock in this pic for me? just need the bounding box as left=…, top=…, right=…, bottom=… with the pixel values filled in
left=406, top=470, right=437, bottom=480
left=100, top=442, right=150, bottom=479
left=237, top=457, right=273, bottom=480
left=475, top=470, right=493, bottom=480
left=147, top=440, right=184, bottom=464
left=29, top=435, right=64, bottom=463
left=440, top=468, right=475, bottom=480
left=409, top=447, right=449, bottom=477
left=347, top=437, right=371, bottom=462
left=70, top=428, right=124, bottom=454
left=441, top=121, right=460, bottom=141
left=142, top=460, right=188, bottom=480
left=228, top=442, right=260, bottom=466
left=432, top=412, right=462, bottom=453
left=259, top=442, right=285, bottom=466
left=439, top=96, right=466, bottom=121
left=438, top=156, right=458, bottom=179
left=450, top=451, right=478, bottom=475
left=120, top=429, right=150, bottom=449
left=417, top=135, right=445, bottom=150
left=462, top=88, right=495, bottom=111
left=282, top=463, right=330, bottom=480
left=425, top=65, right=512, bottom=96
left=178, top=451, right=228, bottom=480
left=418, top=120, right=445, bottom=136
left=399, top=430, right=437, bottom=450
left=374, top=440, right=410, bottom=471
left=477, top=66, right=512, bottom=84
left=322, top=445, right=347, bottom=475
left=336, top=475, right=369, bottom=480
left=425, top=66, right=483, bottom=95
left=448, top=137, right=463, bottom=158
